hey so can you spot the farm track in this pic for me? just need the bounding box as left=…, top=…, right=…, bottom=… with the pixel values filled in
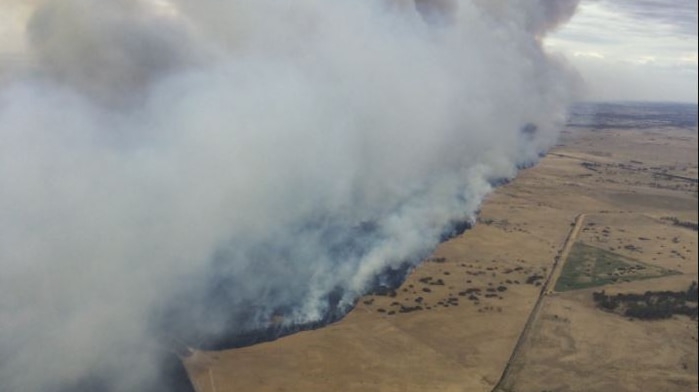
left=490, top=213, right=585, bottom=391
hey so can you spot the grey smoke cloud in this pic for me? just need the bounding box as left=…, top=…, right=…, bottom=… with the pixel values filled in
left=27, top=0, right=198, bottom=105
left=0, top=0, right=579, bottom=390
left=473, top=0, right=580, bottom=38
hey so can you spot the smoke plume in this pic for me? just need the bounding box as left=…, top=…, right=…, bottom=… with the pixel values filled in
left=0, top=0, right=579, bottom=390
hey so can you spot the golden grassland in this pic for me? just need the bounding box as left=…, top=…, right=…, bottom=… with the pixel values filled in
left=184, top=126, right=698, bottom=392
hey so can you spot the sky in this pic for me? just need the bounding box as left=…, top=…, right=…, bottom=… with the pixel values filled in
left=1, top=0, right=697, bottom=103
left=545, top=0, right=698, bottom=103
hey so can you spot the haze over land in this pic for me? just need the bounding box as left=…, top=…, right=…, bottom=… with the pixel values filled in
left=0, top=1, right=581, bottom=391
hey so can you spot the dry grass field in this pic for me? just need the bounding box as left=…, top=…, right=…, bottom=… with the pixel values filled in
left=184, top=125, right=698, bottom=392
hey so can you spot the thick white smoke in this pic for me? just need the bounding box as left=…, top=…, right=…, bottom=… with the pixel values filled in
left=0, top=0, right=579, bottom=390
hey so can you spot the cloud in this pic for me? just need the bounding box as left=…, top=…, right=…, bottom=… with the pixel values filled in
left=546, top=0, right=698, bottom=102
left=573, top=51, right=605, bottom=59
left=601, top=0, right=698, bottom=37
left=0, top=1, right=579, bottom=391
